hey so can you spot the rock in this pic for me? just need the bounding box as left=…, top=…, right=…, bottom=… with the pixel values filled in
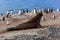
left=0, top=26, right=60, bottom=40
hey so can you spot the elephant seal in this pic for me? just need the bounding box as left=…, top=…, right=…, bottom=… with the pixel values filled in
left=7, top=12, right=43, bottom=31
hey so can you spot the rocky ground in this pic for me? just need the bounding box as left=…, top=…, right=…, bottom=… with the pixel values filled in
left=0, top=26, right=60, bottom=40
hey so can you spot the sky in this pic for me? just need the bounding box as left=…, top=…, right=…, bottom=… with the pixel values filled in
left=0, top=0, right=60, bottom=14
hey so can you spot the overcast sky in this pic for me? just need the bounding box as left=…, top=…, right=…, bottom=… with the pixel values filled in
left=0, top=0, right=60, bottom=14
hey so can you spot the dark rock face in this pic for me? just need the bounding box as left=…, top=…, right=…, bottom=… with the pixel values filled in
left=0, top=26, right=60, bottom=40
